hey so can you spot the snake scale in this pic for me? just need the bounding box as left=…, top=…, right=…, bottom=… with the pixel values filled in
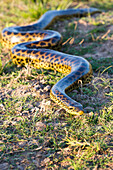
left=1, top=8, right=100, bottom=115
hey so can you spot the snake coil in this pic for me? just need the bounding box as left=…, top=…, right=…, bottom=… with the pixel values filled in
left=1, top=8, right=100, bottom=115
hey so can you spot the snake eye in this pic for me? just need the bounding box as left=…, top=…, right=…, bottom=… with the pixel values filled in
left=69, top=106, right=74, bottom=111
left=68, top=106, right=78, bottom=115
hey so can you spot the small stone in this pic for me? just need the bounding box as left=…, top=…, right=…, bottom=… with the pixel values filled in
left=0, top=103, right=5, bottom=110
left=36, top=153, right=42, bottom=158
left=44, top=85, right=51, bottom=92
left=84, top=106, right=94, bottom=111
left=79, top=19, right=87, bottom=26
left=39, top=99, right=51, bottom=112
left=40, top=79, right=46, bottom=84
left=35, top=121, right=46, bottom=131
left=88, top=112, right=94, bottom=116
left=30, top=107, right=39, bottom=113
left=41, top=157, right=50, bottom=166
left=72, top=89, right=78, bottom=93
left=18, top=141, right=27, bottom=147
left=11, top=121, right=17, bottom=125
left=22, top=110, right=29, bottom=116
left=54, top=108, right=65, bottom=115
left=16, top=117, right=23, bottom=121
left=17, top=106, right=22, bottom=112
left=0, top=163, right=9, bottom=170
left=34, top=85, right=41, bottom=90
left=32, top=93, right=36, bottom=97
left=36, top=90, right=42, bottom=96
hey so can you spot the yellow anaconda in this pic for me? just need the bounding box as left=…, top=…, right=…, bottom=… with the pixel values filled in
left=1, top=8, right=101, bottom=115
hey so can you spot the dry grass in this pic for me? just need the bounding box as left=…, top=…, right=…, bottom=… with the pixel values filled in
left=0, top=0, right=113, bottom=169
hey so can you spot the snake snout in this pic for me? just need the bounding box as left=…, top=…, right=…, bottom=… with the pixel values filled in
left=68, top=106, right=84, bottom=115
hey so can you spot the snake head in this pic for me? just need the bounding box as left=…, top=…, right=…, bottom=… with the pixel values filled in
left=68, top=106, right=84, bottom=116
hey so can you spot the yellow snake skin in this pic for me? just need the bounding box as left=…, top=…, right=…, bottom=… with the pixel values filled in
left=1, top=8, right=101, bottom=115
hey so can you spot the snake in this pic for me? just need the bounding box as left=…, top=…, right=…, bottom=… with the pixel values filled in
left=1, top=8, right=101, bottom=115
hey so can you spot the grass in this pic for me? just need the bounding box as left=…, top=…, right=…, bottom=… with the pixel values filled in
left=0, top=0, right=113, bottom=169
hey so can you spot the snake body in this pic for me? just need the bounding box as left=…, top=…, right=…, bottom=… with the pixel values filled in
left=1, top=8, right=100, bottom=115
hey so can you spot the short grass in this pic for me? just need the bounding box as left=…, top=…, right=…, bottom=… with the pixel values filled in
left=0, top=0, right=113, bottom=169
